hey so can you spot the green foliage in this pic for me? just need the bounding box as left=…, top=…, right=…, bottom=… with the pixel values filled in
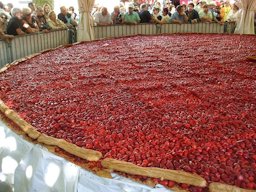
left=32, top=0, right=54, bottom=8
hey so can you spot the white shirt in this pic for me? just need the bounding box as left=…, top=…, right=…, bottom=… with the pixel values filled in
left=227, top=9, right=241, bottom=23
left=94, top=12, right=113, bottom=25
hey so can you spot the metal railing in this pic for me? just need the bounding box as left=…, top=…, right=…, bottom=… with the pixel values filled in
left=0, top=29, right=69, bottom=68
left=93, top=22, right=235, bottom=40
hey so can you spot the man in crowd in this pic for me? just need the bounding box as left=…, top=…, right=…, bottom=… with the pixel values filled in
left=69, top=6, right=77, bottom=20
left=111, top=6, right=122, bottom=24
left=58, top=6, right=77, bottom=28
left=185, top=3, right=200, bottom=23
left=21, top=7, right=39, bottom=33
left=139, top=3, right=151, bottom=23
left=6, top=3, right=13, bottom=15
left=7, top=8, right=26, bottom=35
left=94, top=7, right=113, bottom=26
left=195, top=0, right=206, bottom=13
left=28, top=2, right=36, bottom=16
left=123, top=3, right=141, bottom=25
left=199, top=4, right=222, bottom=24
left=170, top=5, right=188, bottom=24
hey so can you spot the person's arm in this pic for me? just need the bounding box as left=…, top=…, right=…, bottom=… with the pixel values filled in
left=160, top=16, right=170, bottom=24
left=199, top=11, right=212, bottom=22
left=170, top=17, right=181, bottom=23
left=70, top=18, right=78, bottom=27
left=107, top=14, right=113, bottom=25
left=111, top=13, right=115, bottom=23
left=59, top=20, right=68, bottom=29
left=181, top=13, right=188, bottom=23
left=16, top=27, right=26, bottom=35
left=213, top=16, right=223, bottom=24
left=194, top=10, right=200, bottom=22
left=0, top=31, right=14, bottom=42
left=47, top=20, right=59, bottom=30
left=22, top=22, right=39, bottom=33
left=170, top=14, right=182, bottom=24
left=135, top=12, right=141, bottom=24
left=94, top=14, right=111, bottom=26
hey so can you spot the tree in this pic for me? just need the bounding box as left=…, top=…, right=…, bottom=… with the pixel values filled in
left=33, top=0, right=54, bottom=8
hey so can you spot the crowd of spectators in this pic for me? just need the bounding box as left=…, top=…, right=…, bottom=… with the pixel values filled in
left=0, top=1, right=78, bottom=41
left=92, top=0, right=242, bottom=27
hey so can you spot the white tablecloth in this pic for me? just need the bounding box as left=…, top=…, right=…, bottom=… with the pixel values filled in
left=0, top=120, right=172, bottom=192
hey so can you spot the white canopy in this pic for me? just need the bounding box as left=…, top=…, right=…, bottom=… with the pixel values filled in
left=235, top=0, right=256, bottom=34
left=77, top=0, right=95, bottom=41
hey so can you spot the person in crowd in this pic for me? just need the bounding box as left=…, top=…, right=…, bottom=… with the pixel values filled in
left=220, top=1, right=231, bottom=22
left=152, top=6, right=162, bottom=23
left=199, top=4, right=222, bottom=24
left=139, top=3, right=151, bottom=23
left=0, top=1, right=10, bottom=20
left=172, top=0, right=180, bottom=8
left=181, top=4, right=187, bottom=11
left=21, top=8, right=39, bottom=33
left=6, top=3, right=13, bottom=14
left=35, top=6, right=51, bottom=31
left=165, top=2, right=173, bottom=16
left=0, top=13, right=14, bottom=41
left=123, top=3, right=141, bottom=25
left=7, top=8, right=26, bottom=35
left=28, top=2, right=36, bottom=16
left=185, top=3, right=200, bottom=23
left=0, top=182, right=12, bottom=192
left=58, top=6, right=78, bottom=28
left=94, top=7, right=112, bottom=26
left=69, top=6, right=77, bottom=20
left=134, top=5, right=140, bottom=13
left=155, top=7, right=170, bottom=24
left=111, top=6, right=122, bottom=24
left=170, top=5, right=188, bottom=24
left=208, top=1, right=219, bottom=19
left=0, top=1, right=4, bottom=13
left=155, top=1, right=162, bottom=10
left=47, top=10, right=67, bottom=30
left=195, top=0, right=206, bottom=13
left=120, top=6, right=126, bottom=21
left=225, top=3, right=241, bottom=33
left=211, top=3, right=222, bottom=21
left=43, top=3, right=52, bottom=19
left=168, top=3, right=176, bottom=15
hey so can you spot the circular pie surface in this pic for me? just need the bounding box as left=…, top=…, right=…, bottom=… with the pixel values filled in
left=0, top=34, right=256, bottom=190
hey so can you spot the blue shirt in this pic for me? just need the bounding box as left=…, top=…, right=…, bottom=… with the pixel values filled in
left=170, top=12, right=186, bottom=23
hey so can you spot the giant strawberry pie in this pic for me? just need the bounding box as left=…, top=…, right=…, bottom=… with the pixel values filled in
left=0, top=34, right=256, bottom=192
